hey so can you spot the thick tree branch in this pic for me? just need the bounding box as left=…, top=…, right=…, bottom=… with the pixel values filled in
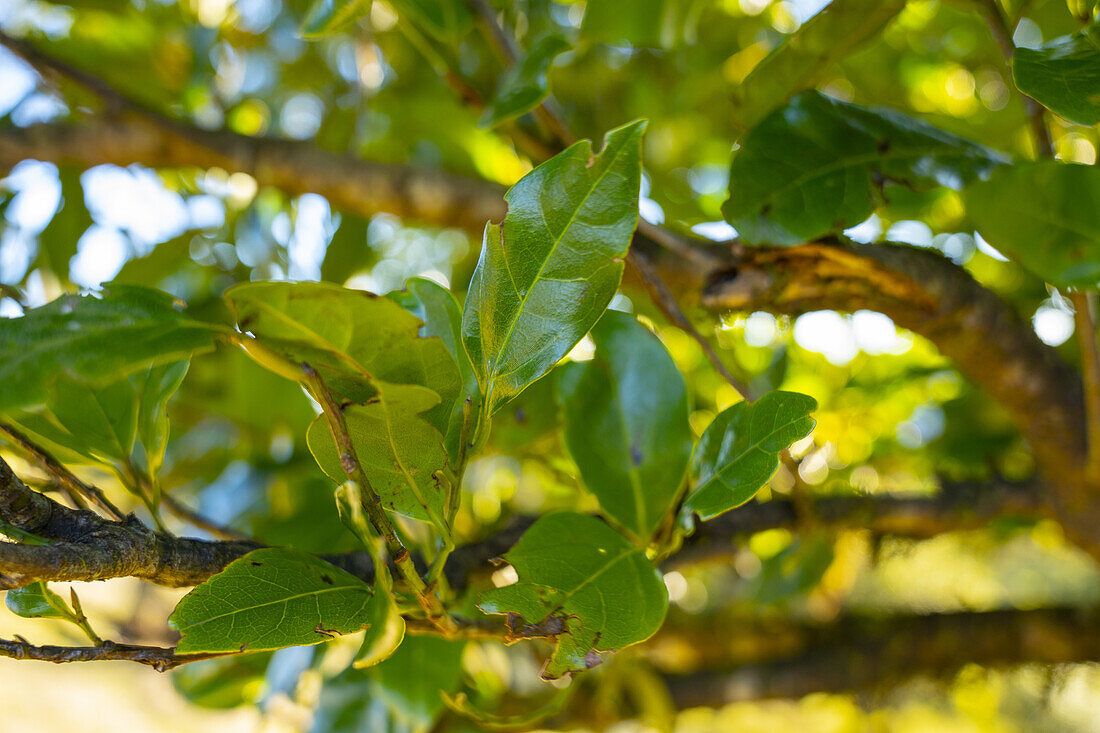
left=0, top=117, right=507, bottom=234
left=701, top=239, right=1097, bottom=551
left=0, top=453, right=1042, bottom=591
left=661, top=606, right=1100, bottom=705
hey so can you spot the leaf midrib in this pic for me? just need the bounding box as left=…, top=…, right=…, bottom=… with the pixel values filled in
left=486, top=135, right=635, bottom=391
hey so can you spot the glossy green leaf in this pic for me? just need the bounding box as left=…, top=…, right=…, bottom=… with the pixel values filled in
left=1013, top=26, right=1100, bottom=126
left=558, top=311, right=692, bottom=540
left=300, top=0, right=371, bottom=38
left=0, top=285, right=220, bottom=413
left=479, top=512, right=668, bottom=679
left=462, top=119, right=646, bottom=413
left=722, top=91, right=1006, bottom=245
left=391, top=277, right=480, bottom=461
left=481, top=35, right=571, bottom=128
left=170, top=548, right=377, bottom=654
left=307, top=381, right=448, bottom=523
left=226, top=281, right=460, bottom=434
left=5, top=582, right=72, bottom=621
left=46, top=375, right=138, bottom=465
left=685, top=391, right=817, bottom=521
left=963, top=161, right=1100, bottom=286
left=731, top=0, right=907, bottom=132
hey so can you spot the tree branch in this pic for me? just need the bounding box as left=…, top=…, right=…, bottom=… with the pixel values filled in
left=660, top=605, right=1100, bottom=705
left=0, top=637, right=228, bottom=672
left=701, top=239, right=1098, bottom=550
left=1072, top=291, right=1100, bottom=483
left=0, top=453, right=1042, bottom=591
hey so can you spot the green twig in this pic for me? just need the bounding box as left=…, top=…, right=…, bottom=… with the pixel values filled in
left=301, top=363, right=456, bottom=633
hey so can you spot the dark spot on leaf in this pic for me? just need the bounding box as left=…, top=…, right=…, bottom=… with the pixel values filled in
left=514, top=407, right=527, bottom=425
left=250, top=562, right=263, bottom=567
left=584, top=650, right=603, bottom=669
left=505, top=612, right=567, bottom=640
left=320, top=574, right=334, bottom=585
left=631, top=439, right=644, bottom=466
left=877, top=139, right=891, bottom=154
left=761, top=204, right=772, bottom=215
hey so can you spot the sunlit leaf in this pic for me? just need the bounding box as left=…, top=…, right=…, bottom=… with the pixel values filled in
left=5, top=582, right=72, bottom=620
left=307, top=381, right=448, bottom=523
left=481, top=35, right=571, bottom=128
left=462, top=120, right=646, bottom=413
left=134, top=360, right=190, bottom=476
left=722, top=91, right=1006, bottom=245
left=171, top=548, right=378, bottom=654
left=685, top=391, right=817, bottom=521
left=558, top=311, right=692, bottom=540
left=226, top=281, right=460, bottom=434
left=391, top=277, right=480, bottom=461
left=0, top=285, right=220, bottom=413
left=46, top=375, right=137, bottom=465
left=963, top=161, right=1100, bottom=287
left=1013, top=26, right=1100, bottom=126
left=479, top=512, right=668, bottom=679
left=731, top=0, right=907, bottom=132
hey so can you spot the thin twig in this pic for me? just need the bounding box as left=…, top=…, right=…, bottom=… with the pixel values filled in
left=975, top=0, right=1054, bottom=157
left=300, top=364, right=456, bottom=633
left=0, top=422, right=126, bottom=521
left=629, top=248, right=755, bottom=400
left=160, top=494, right=252, bottom=542
left=1073, top=291, right=1100, bottom=482
left=0, top=636, right=230, bottom=672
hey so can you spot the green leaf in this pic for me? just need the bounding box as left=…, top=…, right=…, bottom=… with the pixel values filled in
left=685, top=391, right=817, bottom=521
left=0, top=285, right=220, bottom=413
left=388, top=0, right=472, bottom=44
left=391, top=277, right=480, bottom=461
left=462, top=119, right=646, bottom=413
left=300, top=0, right=371, bottom=38
left=478, top=512, right=668, bottom=679
left=171, top=654, right=272, bottom=709
left=226, top=281, right=460, bottom=435
left=34, top=167, right=91, bottom=284
left=321, top=213, right=373, bottom=284
left=580, top=0, right=697, bottom=48
left=370, top=635, right=466, bottom=729
left=6, top=582, right=73, bottom=621
left=134, top=360, right=190, bottom=476
left=46, top=375, right=138, bottom=465
left=731, top=0, right=907, bottom=132
left=1013, top=26, right=1100, bottom=127
left=170, top=548, right=378, bottom=654
left=334, top=482, right=406, bottom=669
left=480, top=35, right=571, bottom=128
left=722, top=91, right=1006, bottom=245
left=963, top=161, right=1100, bottom=286
left=307, top=381, right=448, bottom=523
left=558, top=311, right=691, bottom=540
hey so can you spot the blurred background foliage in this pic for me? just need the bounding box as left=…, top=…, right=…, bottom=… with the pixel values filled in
left=2, top=0, right=1100, bottom=730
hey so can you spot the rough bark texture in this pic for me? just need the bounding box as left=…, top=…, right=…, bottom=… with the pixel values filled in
left=702, top=240, right=1096, bottom=556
